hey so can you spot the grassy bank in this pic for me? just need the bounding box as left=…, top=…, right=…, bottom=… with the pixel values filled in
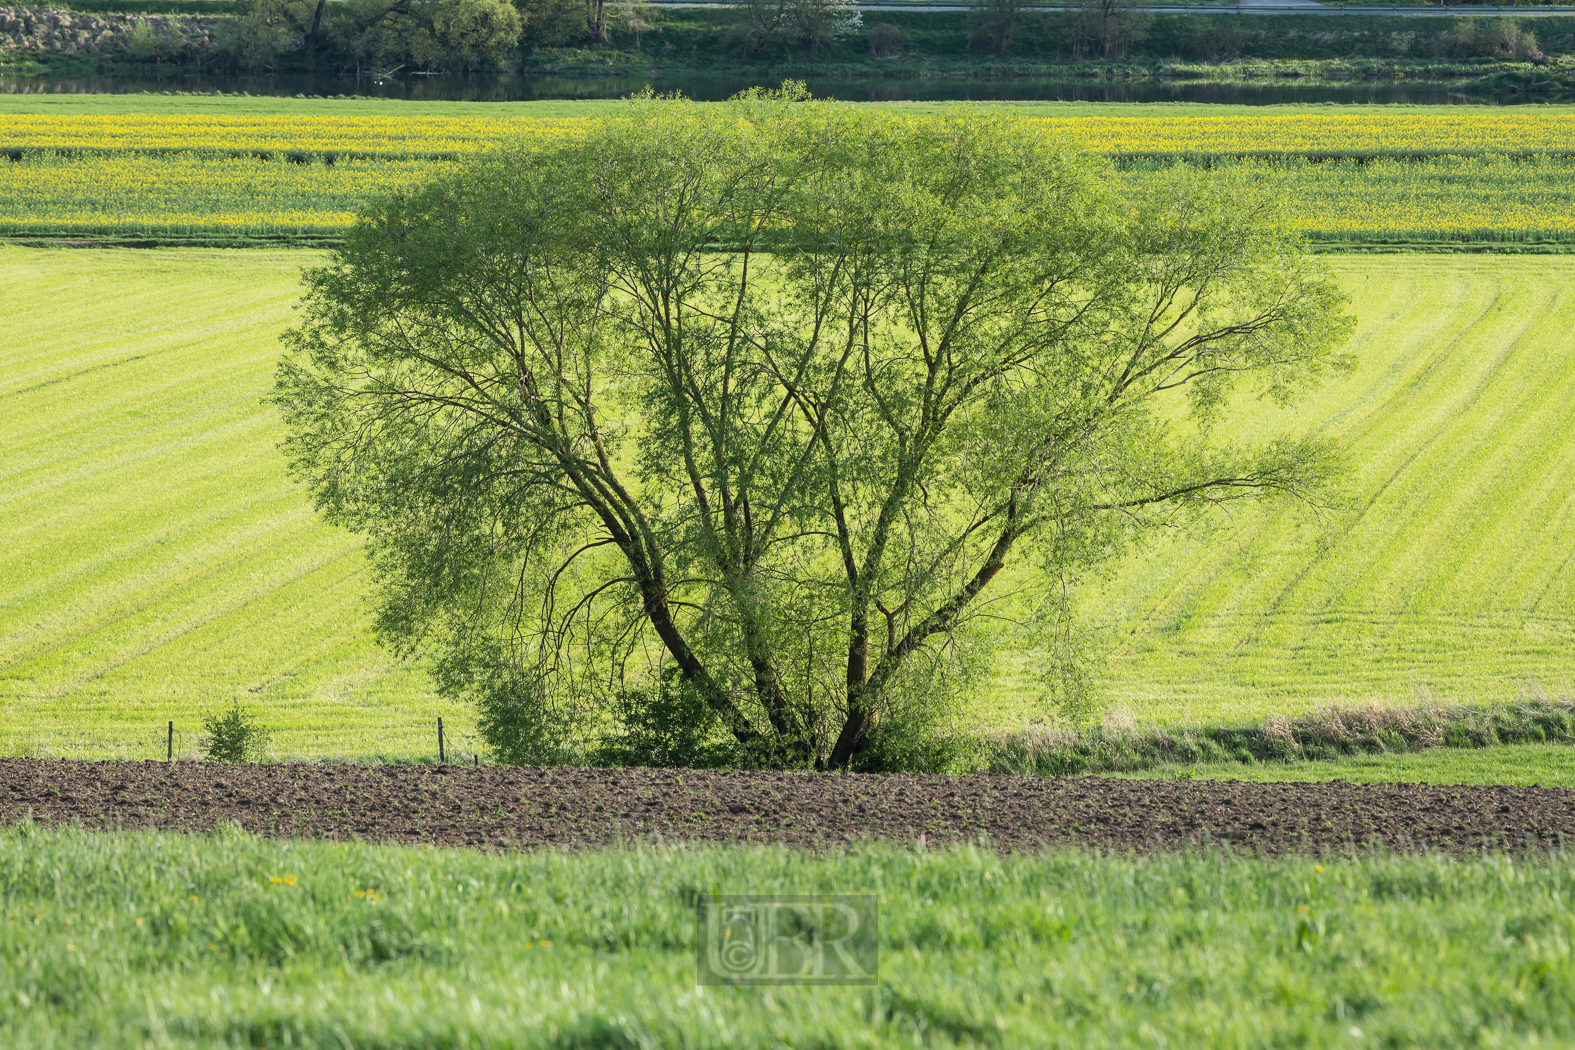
left=988, top=698, right=1575, bottom=775
left=2, top=823, right=1574, bottom=1047
left=12, top=8, right=1574, bottom=86
left=1117, top=740, right=1575, bottom=788
left=3, top=249, right=1573, bottom=760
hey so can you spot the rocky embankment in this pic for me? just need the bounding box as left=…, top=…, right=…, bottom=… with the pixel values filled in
left=0, top=6, right=219, bottom=60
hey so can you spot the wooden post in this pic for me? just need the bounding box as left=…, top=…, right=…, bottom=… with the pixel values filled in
left=438, top=717, right=445, bottom=764
left=167, top=720, right=173, bottom=761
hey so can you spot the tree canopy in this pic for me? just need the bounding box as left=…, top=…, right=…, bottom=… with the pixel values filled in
left=273, top=90, right=1354, bottom=770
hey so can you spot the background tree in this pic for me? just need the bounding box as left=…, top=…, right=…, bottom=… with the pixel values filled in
left=739, top=0, right=860, bottom=51
left=321, top=0, right=520, bottom=73
left=274, top=90, right=1354, bottom=771
left=220, top=0, right=304, bottom=69
left=968, top=0, right=1024, bottom=57
left=1071, top=0, right=1148, bottom=59
left=408, top=0, right=522, bottom=70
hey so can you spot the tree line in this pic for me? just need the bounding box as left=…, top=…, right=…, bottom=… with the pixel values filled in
left=202, top=0, right=1159, bottom=73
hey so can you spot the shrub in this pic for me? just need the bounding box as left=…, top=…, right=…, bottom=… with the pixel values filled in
left=1439, top=17, right=1544, bottom=64
left=201, top=701, right=271, bottom=763
left=868, top=22, right=909, bottom=58
left=591, top=670, right=744, bottom=770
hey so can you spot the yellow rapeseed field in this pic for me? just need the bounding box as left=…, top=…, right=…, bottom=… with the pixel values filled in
left=0, top=151, right=432, bottom=235
left=0, top=114, right=583, bottom=158
left=1044, top=111, right=1575, bottom=158
left=3, top=109, right=1572, bottom=242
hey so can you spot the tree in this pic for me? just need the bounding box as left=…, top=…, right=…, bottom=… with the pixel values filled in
left=1071, top=0, right=1148, bottom=59
left=273, top=90, right=1354, bottom=771
left=968, top=0, right=1024, bottom=57
left=326, top=0, right=520, bottom=71
left=741, top=0, right=860, bottom=51
left=409, top=0, right=522, bottom=70
left=220, top=0, right=305, bottom=69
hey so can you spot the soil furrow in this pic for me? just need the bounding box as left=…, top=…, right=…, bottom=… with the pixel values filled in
left=2, top=759, right=1571, bottom=855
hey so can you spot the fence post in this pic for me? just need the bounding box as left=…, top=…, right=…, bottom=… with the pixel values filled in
left=438, top=717, right=445, bottom=764
left=167, top=720, right=173, bottom=761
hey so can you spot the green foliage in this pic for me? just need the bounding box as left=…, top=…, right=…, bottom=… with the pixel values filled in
left=5, top=824, right=1575, bottom=1046
left=1438, top=16, right=1545, bottom=63
left=866, top=21, right=909, bottom=59
left=273, top=93, right=1352, bottom=772
left=327, top=0, right=523, bottom=71
left=590, top=669, right=745, bottom=769
left=739, top=0, right=862, bottom=51
left=122, top=19, right=163, bottom=63
left=408, top=0, right=524, bottom=70
left=200, top=701, right=272, bottom=763
left=218, top=0, right=303, bottom=69
left=514, top=0, right=597, bottom=48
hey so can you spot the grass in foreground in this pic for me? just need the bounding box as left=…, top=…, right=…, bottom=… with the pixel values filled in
left=1118, top=741, right=1575, bottom=789
left=2, top=824, right=1574, bottom=1048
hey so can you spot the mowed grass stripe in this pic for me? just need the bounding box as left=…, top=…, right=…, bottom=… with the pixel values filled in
left=0, top=247, right=458, bottom=761
left=1049, top=256, right=1575, bottom=728
left=3, top=250, right=1573, bottom=758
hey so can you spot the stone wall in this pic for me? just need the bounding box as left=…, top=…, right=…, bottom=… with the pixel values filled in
left=0, top=7, right=221, bottom=59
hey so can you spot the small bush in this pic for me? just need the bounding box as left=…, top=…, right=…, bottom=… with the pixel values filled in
left=868, top=22, right=909, bottom=58
left=201, top=701, right=271, bottom=763
left=123, top=20, right=161, bottom=62
left=475, top=682, right=569, bottom=766
left=591, top=669, right=742, bottom=770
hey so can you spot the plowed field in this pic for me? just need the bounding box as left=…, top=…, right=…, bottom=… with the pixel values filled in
left=3, top=759, right=1571, bottom=855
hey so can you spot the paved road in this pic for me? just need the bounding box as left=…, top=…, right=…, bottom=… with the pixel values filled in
left=650, top=0, right=1575, bottom=15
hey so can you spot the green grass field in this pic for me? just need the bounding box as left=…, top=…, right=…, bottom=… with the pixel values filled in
left=0, top=246, right=464, bottom=762
left=3, top=249, right=1572, bottom=760
left=3, top=823, right=1574, bottom=1048
left=992, top=254, right=1575, bottom=731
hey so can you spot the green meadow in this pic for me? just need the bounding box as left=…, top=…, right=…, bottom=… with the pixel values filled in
left=2, top=248, right=1572, bottom=760
left=991, top=254, right=1575, bottom=731
left=3, top=823, right=1575, bottom=1048
left=0, top=247, right=463, bottom=761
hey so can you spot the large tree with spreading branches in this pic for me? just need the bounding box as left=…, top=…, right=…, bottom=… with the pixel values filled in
left=273, top=89, right=1354, bottom=770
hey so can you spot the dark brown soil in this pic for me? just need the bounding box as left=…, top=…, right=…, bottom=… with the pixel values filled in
left=2, top=758, right=1571, bottom=855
